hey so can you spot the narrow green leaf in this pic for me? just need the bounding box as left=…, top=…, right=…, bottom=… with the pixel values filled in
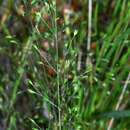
left=99, top=110, right=130, bottom=118
left=27, top=79, right=33, bottom=86
left=27, top=89, right=36, bottom=94
left=33, top=44, right=38, bottom=50
left=37, top=61, right=43, bottom=65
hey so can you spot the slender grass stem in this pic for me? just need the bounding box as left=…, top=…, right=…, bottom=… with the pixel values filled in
left=54, top=1, right=61, bottom=129
left=86, top=0, right=92, bottom=66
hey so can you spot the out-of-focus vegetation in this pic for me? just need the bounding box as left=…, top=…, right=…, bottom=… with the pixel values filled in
left=0, top=0, right=130, bottom=129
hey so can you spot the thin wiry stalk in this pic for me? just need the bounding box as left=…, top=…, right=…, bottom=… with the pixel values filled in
left=86, top=0, right=92, bottom=66
left=29, top=7, right=56, bottom=73
left=54, top=1, right=61, bottom=129
left=107, top=72, right=130, bottom=130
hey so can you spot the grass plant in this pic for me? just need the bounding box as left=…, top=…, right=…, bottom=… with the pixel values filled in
left=0, top=0, right=130, bottom=129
